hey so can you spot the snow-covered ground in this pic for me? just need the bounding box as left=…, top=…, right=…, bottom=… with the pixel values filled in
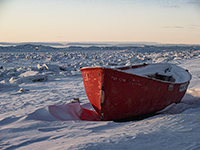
left=0, top=43, right=200, bottom=150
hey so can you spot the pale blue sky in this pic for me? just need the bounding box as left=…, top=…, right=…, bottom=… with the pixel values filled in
left=0, top=0, right=200, bottom=44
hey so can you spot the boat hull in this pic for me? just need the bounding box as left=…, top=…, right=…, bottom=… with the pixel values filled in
left=81, top=64, right=190, bottom=121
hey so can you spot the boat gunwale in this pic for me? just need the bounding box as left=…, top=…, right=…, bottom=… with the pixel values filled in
left=80, top=65, right=192, bottom=84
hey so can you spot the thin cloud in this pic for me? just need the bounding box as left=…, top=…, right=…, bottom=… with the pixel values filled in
left=164, top=25, right=200, bottom=30
left=163, top=26, right=184, bottom=29
left=187, top=0, right=200, bottom=8
left=188, top=25, right=200, bottom=29
left=188, top=0, right=200, bottom=4
left=164, top=5, right=179, bottom=8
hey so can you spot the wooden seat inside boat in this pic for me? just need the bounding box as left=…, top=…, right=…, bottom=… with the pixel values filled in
left=147, top=72, right=176, bottom=82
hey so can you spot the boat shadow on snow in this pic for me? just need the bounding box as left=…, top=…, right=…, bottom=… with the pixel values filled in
left=113, top=112, right=160, bottom=122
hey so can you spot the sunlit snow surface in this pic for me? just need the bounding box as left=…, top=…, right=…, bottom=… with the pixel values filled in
left=0, top=44, right=200, bottom=150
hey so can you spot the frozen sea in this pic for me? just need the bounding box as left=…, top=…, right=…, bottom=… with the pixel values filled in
left=0, top=43, right=200, bottom=150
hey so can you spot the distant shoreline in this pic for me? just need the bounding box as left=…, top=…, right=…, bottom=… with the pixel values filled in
left=0, top=42, right=200, bottom=48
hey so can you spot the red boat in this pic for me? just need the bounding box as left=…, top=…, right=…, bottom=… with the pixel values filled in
left=80, top=63, right=192, bottom=121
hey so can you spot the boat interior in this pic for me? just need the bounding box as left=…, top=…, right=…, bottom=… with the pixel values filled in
left=147, top=72, right=176, bottom=82
left=118, top=63, right=191, bottom=83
